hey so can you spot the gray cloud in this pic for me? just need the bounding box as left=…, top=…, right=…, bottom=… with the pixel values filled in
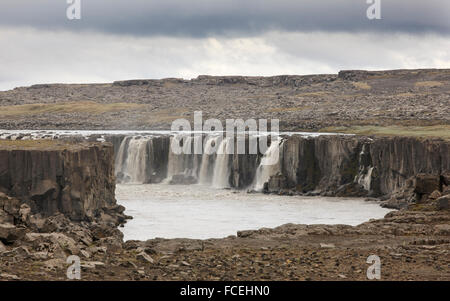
left=1, top=27, right=449, bottom=91
left=0, top=0, right=449, bottom=37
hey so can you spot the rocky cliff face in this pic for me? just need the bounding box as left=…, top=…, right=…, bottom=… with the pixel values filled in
left=107, top=132, right=449, bottom=200
left=0, top=141, right=117, bottom=221
left=273, top=135, right=450, bottom=199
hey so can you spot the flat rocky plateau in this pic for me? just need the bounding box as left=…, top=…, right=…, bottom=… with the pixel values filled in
left=0, top=69, right=449, bottom=135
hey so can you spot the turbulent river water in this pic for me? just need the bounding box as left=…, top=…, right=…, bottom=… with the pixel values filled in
left=116, top=184, right=392, bottom=240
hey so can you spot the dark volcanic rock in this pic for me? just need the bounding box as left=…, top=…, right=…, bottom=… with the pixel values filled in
left=436, top=196, right=450, bottom=210
left=267, top=173, right=288, bottom=193
left=0, top=141, right=116, bottom=221
left=169, top=174, right=197, bottom=185
left=414, top=175, right=440, bottom=195
left=275, top=135, right=449, bottom=198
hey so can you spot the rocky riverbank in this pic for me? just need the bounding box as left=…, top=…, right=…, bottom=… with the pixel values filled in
left=1, top=205, right=449, bottom=281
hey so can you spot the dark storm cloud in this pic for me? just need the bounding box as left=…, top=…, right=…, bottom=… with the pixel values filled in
left=0, top=0, right=448, bottom=37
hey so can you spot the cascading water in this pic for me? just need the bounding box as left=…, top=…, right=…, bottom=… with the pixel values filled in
left=198, top=135, right=220, bottom=184
left=166, top=134, right=201, bottom=182
left=115, top=133, right=284, bottom=190
left=253, top=137, right=283, bottom=191
left=357, top=166, right=374, bottom=191
left=355, top=143, right=373, bottom=191
left=115, top=136, right=132, bottom=177
left=115, top=136, right=152, bottom=183
left=212, top=137, right=232, bottom=188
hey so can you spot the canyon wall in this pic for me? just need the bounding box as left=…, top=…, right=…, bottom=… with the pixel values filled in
left=279, top=135, right=449, bottom=197
left=109, top=133, right=450, bottom=198
left=0, top=141, right=117, bottom=221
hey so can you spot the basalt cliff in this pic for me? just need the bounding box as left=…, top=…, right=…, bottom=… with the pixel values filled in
left=108, top=133, right=450, bottom=209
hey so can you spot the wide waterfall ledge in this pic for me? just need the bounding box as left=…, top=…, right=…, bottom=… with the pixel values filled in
left=4, top=130, right=427, bottom=240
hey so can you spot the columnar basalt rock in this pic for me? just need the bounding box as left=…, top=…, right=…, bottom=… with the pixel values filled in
left=0, top=141, right=117, bottom=221
left=268, top=135, right=450, bottom=199
left=106, top=133, right=449, bottom=200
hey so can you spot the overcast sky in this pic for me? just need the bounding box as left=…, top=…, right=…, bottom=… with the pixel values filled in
left=0, top=0, right=449, bottom=90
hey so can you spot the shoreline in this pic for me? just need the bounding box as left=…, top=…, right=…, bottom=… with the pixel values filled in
left=1, top=206, right=448, bottom=281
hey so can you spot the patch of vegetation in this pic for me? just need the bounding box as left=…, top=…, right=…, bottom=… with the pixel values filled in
left=352, top=82, right=371, bottom=90
left=0, top=101, right=144, bottom=116
left=319, top=125, right=450, bottom=140
left=414, top=81, right=443, bottom=88
left=0, top=139, right=95, bottom=150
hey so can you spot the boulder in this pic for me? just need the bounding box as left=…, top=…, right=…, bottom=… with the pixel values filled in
left=136, top=251, right=154, bottom=263
left=0, top=196, right=20, bottom=217
left=19, top=204, right=31, bottom=223
left=0, top=273, right=20, bottom=280
left=25, top=232, right=79, bottom=255
left=415, top=174, right=440, bottom=195
left=267, top=173, right=288, bottom=193
left=381, top=198, right=408, bottom=210
left=0, top=208, right=13, bottom=224
left=0, top=223, right=26, bottom=244
left=43, top=259, right=66, bottom=271
left=335, top=182, right=367, bottom=197
left=0, top=241, right=6, bottom=252
left=81, top=261, right=105, bottom=269
left=169, top=174, right=197, bottom=185
left=443, top=185, right=450, bottom=195
left=436, top=196, right=449, bottom=210
left=429, top=190, right=441, bottom=200
left=441, top=173, right=450, bottom=186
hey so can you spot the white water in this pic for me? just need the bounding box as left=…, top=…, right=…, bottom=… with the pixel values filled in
left=198, top=136, right=220, bottom=184
left=212, top=137, right=232, bottom=188
left=358, top=166, right=374, bottom=191
left=166, top=135, right=199, bottom=181
left=116, top=183, right=392, bottom=240
left=117, top=136, right=152, bottom=183
left=253, top=138, right=283, bottom=191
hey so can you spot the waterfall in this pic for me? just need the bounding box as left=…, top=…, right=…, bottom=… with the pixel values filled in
left=166, top=134, right=201, bottom=182
left=198, top=135, right=220, bottom=184
left=212, top=137, right=232, bottom=188
left=253, top=137, right=283, bottom=191
left=115, top=136, right=131, bottom=177
left=115, top=136, right=152, bottom=184
left=355, top=143, right=373, bottom=191
left=357, top=166, right=374, bottom=191
left=114, top=133, right=283, bottom=189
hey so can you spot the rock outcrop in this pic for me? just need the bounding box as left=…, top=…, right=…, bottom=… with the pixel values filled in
left=0, top=140, right=118, bottom=221
left=0, top=140, right=128, bottom=271
left=270, top=135, right=450, bottom=200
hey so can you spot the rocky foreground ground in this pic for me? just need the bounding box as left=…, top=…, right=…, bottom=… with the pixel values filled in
left=0, top=69, right=449, bottom=133
left=1, top=202, right=449, bottom=281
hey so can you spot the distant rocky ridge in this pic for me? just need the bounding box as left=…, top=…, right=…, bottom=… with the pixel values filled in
left=0, top=68, right=448, bottom=131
